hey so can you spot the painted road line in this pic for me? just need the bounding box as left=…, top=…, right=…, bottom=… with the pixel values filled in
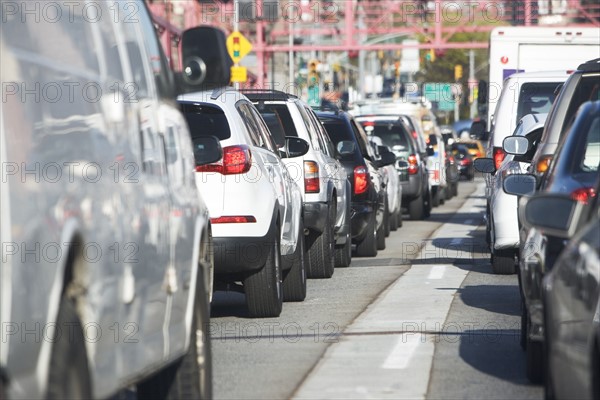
left=427, top=265, right=446, bottom=280
left=293, top=183, right=486, bottom=400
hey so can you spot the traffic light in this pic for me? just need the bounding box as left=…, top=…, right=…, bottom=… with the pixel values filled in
left=425, top=48, right=435, bottom=62
left=454, top=64, right=463, bottom=81
left=308, top=59, right=319, bottom=87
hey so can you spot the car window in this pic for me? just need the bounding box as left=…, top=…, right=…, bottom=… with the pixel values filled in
left=296, top=104, right=322, bottom=150
left=237, top=101, right=267, bottom=149
left=581, top=115, right=600, bottom=172
left=254, top=102, right=298, bottom=144
left=306, top=108, right=335, bottom=156
left=350, top=120, right=374, bottom=159
left=248, top=105, right=278, bottom=152
left=516, top=82, right=561, bottom=124
left=367, top=123, right=413, bottom=153
left=180, top=103, right=231, bottom=140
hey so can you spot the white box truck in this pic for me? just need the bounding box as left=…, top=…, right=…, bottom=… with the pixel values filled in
left=485, top=26, right=600, bottom=130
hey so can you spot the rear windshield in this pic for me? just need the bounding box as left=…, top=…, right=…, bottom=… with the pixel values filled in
left=516, top=82, right=560, bottom=124
left=365, top=123, right=413, bottom=153
left=253, top=103, right=299, bottom=142
left=180, top=103, right=231, bottom=140
left=321, top=119, right=354, bottom=144
left=580, top=115, right=600, bottom=172
left=464, top=142, right=479, bottom=150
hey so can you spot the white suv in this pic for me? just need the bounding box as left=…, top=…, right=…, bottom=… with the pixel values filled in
left=475, top=113, right=547, bottom=274
left=179, top=88, right=308, bottom=317
left=243, top=90, right=351, bottom=276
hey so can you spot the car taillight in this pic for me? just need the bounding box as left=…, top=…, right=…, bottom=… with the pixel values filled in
left=304, top=161, right=320, bottom=193
left=211, top=216, right=257, bottom=223
left=354, top=166, right=369, bottom=194
left=408, top=154, right=419, bottom=175
left=570, top=187, right=596, bottom=204
left=493, top=147, right=505, bottom=170
left=460, top=158, right=471, bottom=166
left=536, top=155, right=553, bottom=174
left=195, top=145, right=252, bottom=175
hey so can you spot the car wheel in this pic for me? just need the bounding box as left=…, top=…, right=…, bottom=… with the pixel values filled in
left=445, top=184, right=453, bottom=200
left=544, top=308, right=556, bottom=400
left=432, top=187, right=440, bottom=207
left=307, top=204, right=335, bottom=279
left=244, top=225, right=283, bottom=317
left=390, top=210, right=398, bottom=231
left=408, top=194, right=424, bottom=220
left=491, top=248, right=516, bottom=274
left=526, top=333, right=544, bottom=383
left=46, top=296, right=92, bottom=400
left=397, top=209, right=403, bottom=228
left=424, top=189, right=432, bottom=218
left=376, top=213, right=386, bottom=250
left=383, top=198, right=390, bottom=237
left=355, top=211, right=377, bottom=257
left=334, top=232, right=352, bottom=267
left=520, top=300, right=527, bottom=350
left=283, top=222, right=307, bottom=302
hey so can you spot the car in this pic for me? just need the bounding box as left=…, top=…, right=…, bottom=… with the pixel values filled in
left=179, top=88, right=309, bottom=316
left=452, top=119, right=473, bottom=139
left=504, top=101, right=599, bottom=383
left=368, top=137, right=404, bottom=233
left=0, top=5, right=227, bottom=398
left=453, top=144, right=475, bottom=181
left=456, top=138, right=486, bottom=159
left=529, top=58, right=600, bottom=181
left=243, top=90, right=352, bottom=274
left=316, top=111, right=395, bottom=256
left=354, top=116, right=432, bottom=220
left=474, top=113, right=547, bottom=274
left=514, top=180, right=600, bottom=400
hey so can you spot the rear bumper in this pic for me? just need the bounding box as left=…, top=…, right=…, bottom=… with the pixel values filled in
left=304, top=201, right=328, bottom=233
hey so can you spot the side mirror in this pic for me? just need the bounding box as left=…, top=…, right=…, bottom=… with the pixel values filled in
left=192, top=136, right=223, bottom=166
left=426, top=147, right=434, bottom=157
left=503, top=136, right=529, bottom=155
left=179, top=27, right=232, bottom=93
left=377, top=151, right=397, bottom=168
left=520, top=193, right=585, bottom=239
left=503, top=174, right=536, bottom=196
left=473, top=157, right=495, bottom=173
left=470, top=120, right=487, bottom=139
left=284, top=137, right=310, bottom=158
left=336, top=140, right=356, bottom=157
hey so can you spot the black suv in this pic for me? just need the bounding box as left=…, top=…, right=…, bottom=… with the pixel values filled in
left=355, top=116, right=432, bottom=220
left=316, top=110, right=394, bottom=257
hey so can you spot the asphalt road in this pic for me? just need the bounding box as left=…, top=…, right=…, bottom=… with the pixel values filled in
left=209, top=178, right=543, bottom=400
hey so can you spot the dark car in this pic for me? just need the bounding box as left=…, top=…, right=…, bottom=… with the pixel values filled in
left=354, top=116, right=432, bottom=220
left=504, top=100, right=600, bottom=383
left=453, top=144, right=475, bottom=180
left=517, top=179, right=600, bottom=400
left=316, top=111, right=394, bottom=257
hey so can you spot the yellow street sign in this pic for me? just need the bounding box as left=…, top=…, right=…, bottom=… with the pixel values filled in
left=230, top=66, right=248, bottom=83
left=226, top=31, right=252, bottom=63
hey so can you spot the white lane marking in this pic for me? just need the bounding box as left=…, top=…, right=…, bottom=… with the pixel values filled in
left=427, top=265, right=446, bottom=280
left=449, top=238, right=462, bottom=246
left=382, top=334, right=423, bottom=369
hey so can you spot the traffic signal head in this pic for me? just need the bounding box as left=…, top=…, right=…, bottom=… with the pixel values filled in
left=454, top=64, right=463, bottom=81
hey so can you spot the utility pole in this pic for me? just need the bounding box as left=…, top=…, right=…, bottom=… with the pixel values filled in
left=469, top=49, right=477, bottom=119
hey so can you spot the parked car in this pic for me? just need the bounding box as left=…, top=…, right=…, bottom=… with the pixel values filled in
left=474, top=113, right=547, bottom=274
left=316, top=111, right=394, bottom=256
left=355, top=116, right=432, bottom=220
left=504, top=101, right=599, bottom=382
left=243, top=90, right=352, bottom=273
left=514, top=179, right=599, bottom=400
left=179, top=88, right=309, bottom=316
left=1, top=5, right=227, bottom=398
left=452, top=119, right=473, bottom=139
left=457, top=138, right=486, bottom=159
left=529, top=58, right=600, bottom=182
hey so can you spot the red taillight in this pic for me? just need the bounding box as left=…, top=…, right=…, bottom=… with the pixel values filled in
left=460, top=158, right=471, bottom=166
left=304, top=161, right=320, bottom=193
left=570, top=187, right=596, bottom=204
left=493, top=147, right=505, bottom=170
left=412, top=131, right=418, bottom=139
left=354, top=166, right=369, bottom=194
left=408, top=154, right=419, bottom=175
left=211, top=216, right=257, bottom=224
left=195, top=145, right=251, bottom=175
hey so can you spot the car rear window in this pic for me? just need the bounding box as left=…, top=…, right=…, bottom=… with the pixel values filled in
left=254, top=103, right=298, bottom=140
left=321, top=119, right=354, bottom=143
left=581, top=115, right=600, bottom=172
left=365, top=123, right=413, bottom=153
left=516, top=82, right=561, bottom=124
left=180, top=103, right=231, bottom=140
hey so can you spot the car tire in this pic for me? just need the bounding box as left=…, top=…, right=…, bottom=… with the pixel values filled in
left=491, top=248, right=516, bottom=274
left=390, top=210, right=398, bottom=231
left=544, top=307, right=556, bottom=400
left=452, top=182, right=458, bottom=197
left=138, top=263, right=213, bottom=399
left=432, top=187, right=440, bottom=207
left=46, top=296, right=92, bottom=400
left=408, top=194, right=424, bottom=220
left=283, top=222, right=307, bottom=302
left=383, top=198, right=390, bottom=237
left=526, top=335, right=544, bottom=384
left=445, top=184, right=453, bottom=200
left=424, top=188, right=432, bottom=218
left=520, top=300, right=527, bottom=351
left=376, top=214, right=386, bottom=250
left=397, top=209, right=403, bottom=228
left=244, top=225, right=283, bottom=317
left=307, top=204, right=335, bottom=279
left=355, top=211, right=377, bottom=257
left=334, top=232, right=352, bottom=267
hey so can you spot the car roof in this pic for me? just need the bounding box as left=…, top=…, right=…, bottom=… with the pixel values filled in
left=505, top=70, right=573, bottom=80
left=241, top=89, right=298, bottom=102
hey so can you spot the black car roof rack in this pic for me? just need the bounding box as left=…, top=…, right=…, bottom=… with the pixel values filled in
left=240, top=89, right=298, bottom=101
left=578, top=58, right=600, bottom=72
